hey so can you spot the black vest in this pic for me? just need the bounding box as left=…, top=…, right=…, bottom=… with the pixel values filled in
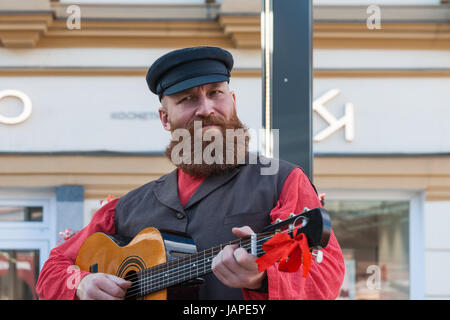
left=115, top=156, right=301, bottom=299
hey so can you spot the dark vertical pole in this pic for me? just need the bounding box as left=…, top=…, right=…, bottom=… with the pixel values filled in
left=262, top=0, right=313, bottom=180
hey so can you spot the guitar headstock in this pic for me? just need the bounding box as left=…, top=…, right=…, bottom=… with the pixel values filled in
left=262, top=207, right=331, bottom=251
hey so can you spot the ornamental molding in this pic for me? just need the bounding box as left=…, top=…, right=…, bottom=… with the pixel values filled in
left=0, top=5, right=448, bottom=49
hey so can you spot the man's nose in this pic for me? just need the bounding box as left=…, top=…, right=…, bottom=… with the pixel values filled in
left=195, top=94, right=215, bottom=118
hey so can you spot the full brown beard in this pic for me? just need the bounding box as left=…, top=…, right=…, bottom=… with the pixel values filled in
left=165, top=110, right=250, bottom=177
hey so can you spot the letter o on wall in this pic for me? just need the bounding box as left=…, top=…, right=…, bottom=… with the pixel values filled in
left=0, top=89, right=33, bottom=125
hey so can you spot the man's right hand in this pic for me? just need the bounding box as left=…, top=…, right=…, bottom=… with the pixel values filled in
left=76, top=273, right=131, bottom=300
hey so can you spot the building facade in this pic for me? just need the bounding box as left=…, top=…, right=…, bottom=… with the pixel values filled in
left=0, top=0, right=449, bottom=299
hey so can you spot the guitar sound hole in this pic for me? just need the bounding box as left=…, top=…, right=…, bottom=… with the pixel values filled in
left=124, top=271, right=139, bottom=300
left=125, top=270, right=138, bottom=282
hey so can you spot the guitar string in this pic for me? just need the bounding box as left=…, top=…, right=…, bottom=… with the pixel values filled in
left=123, top=239, right=268, bottom=299
left=123, top=232, right=275, bottom=299
left=124, top=219, right=305, bottom=286
left=124, top=223, right=308, bottom=299
left=123, top=226, right=301, bottom=298
left=122, top=231, right=275, bottom=288
left=124, top=242, right=268, bottom=299
left=123, top=239, right=239, bottom=283
left=123, top=229, right=293, bottom=299
left=124, top=246, right=268, bottom=299
left=125, top=252, right=269, bottom=299
left=123, top=230, right=273, bottom=283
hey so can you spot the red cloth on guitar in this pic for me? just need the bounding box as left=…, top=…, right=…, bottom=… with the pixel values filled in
left=241, top=168, right=345, bottom=300
left=36, top=167, right=345, bottom=300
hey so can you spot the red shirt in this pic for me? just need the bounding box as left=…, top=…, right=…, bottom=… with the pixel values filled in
left=177, top=169, right=205, bottom=207
left=36, top=167, right=345, bottom=300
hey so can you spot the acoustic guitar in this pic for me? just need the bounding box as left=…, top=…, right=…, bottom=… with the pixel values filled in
left=75, top=207, right=331, bottom=300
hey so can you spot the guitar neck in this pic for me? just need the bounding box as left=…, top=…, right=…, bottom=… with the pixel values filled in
left=124, top=233, right=271, bottom=299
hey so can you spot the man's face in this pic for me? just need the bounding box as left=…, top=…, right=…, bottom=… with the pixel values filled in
left=158, top=81, right=236, bottom=132
left=158, top=81, right=249, bottom=177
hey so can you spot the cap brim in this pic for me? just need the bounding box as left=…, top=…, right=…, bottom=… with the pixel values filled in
left=163, top=74, right=229, bottom=96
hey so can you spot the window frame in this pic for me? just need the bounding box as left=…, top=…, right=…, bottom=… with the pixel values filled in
left=0, top=188, right=57, bottom=269
left=0, top=199, right=49, bottom=228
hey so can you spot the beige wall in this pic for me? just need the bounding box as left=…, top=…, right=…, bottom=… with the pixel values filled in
left=1, top=154, right=449, bottom=201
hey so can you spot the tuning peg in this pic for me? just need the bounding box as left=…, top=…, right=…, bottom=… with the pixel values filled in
left=289, top=213, right=296, bottom=218
left=303, top=207, right=310, bottom=212
left=312, top=250, right=323, bottom=263
left=274, top=218, right=283, bottom=233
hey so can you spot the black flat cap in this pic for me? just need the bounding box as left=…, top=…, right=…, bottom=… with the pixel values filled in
left=146, top=46, right=234, bottom=98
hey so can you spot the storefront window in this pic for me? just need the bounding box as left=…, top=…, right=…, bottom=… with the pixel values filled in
left=327, top=200, right=410, bottom=299
left=0, top=250, right=40, bottom=300
left=0, top=206, right=43, bottom=222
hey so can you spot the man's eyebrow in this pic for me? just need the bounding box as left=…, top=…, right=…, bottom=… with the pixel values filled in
left=173, top=87, right=195, bottom=98
left=208, top=82, right=227, bottom=89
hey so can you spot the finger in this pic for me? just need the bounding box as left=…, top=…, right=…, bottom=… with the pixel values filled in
left=212, top=249, right=241, bottom=287
left=89, top=287, right=121, bottom=300
left=220, top=245, right=242, bottom=274
left=106, top=274, right=132, bottom=289
left=213, top=248, right=261, bottom=289
left=232, top=226, right=255, bottom=238
left=212, top=259, right=241, bottom=288
left=97, top=275, right=128, bottom=298
left=233, top=247, right=259, bottom=271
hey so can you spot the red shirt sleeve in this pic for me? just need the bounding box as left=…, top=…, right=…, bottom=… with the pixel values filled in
left=36, top=199, right=118, bottom=300
left=243, top=167, right=345, bottom=300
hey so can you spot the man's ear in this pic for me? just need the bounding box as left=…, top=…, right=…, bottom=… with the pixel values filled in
left=230, top=90, right=237, bottom=111
left=231, top=91, right=236, bottom=103
left=158, top=107, right=171, bottom=131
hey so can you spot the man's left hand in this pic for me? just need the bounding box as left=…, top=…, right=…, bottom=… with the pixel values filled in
left=211, top=226, right=266, bottom=290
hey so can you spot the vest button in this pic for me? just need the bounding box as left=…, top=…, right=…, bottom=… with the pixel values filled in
left=176, top=212, right=185, bottom=219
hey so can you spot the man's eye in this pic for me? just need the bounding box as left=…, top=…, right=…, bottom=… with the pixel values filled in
left=210, top=90, right=221, bottom=95
left=178, top=96, right=191, bottom=103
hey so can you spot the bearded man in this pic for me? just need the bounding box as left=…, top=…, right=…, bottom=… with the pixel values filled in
left=36, top=46, right=345, bottom=300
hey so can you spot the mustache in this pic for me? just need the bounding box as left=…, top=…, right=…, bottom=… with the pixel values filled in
left=184, top=115, right=228, bottom=132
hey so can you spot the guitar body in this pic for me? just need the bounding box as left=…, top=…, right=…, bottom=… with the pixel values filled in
left=75, top=227, right=168, bottom=300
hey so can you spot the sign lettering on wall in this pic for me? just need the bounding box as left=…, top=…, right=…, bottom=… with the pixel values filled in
left=313, top=89, right=355, bottom=142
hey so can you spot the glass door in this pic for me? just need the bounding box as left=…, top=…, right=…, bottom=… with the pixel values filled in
left=0, top=190, right=56, bottom=300
left=322, top=190, right=425, bottom=300
left=328, top=200, right=410, bottom=299
left=0, top=249, right=40, bottom=300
